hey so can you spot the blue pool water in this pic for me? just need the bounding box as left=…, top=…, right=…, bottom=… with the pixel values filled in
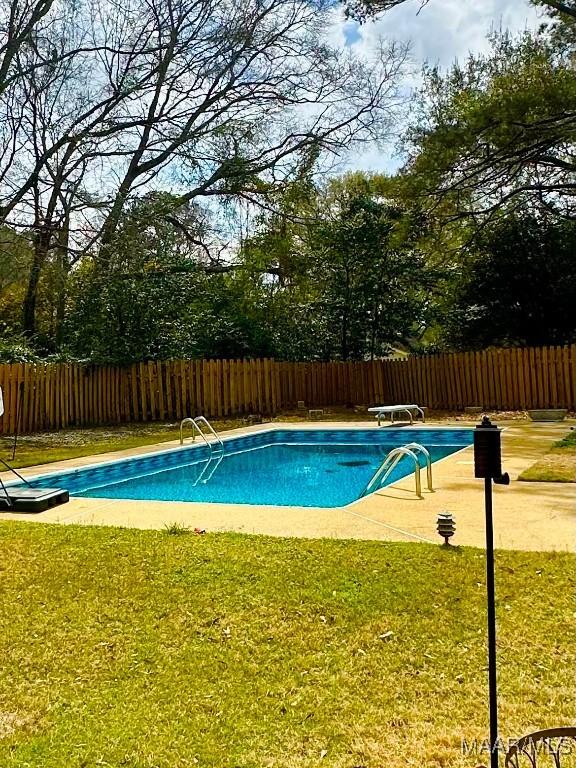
left=19, top=428, right=473, bottom=508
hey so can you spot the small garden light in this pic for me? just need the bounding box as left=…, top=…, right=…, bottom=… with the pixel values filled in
left=436, top=512, right=455, bottom=545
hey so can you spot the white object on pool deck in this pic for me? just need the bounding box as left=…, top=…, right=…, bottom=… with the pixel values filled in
left=368, top=404, right=426, bottom=426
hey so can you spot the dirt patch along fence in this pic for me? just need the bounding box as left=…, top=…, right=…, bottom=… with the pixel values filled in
left=0, top=345, right=574, bottom=434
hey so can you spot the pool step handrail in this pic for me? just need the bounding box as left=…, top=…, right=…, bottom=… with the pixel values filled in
left=193, top=416, right=224, bottom=452
left=360, top=442, right=434, bottom=499
left=401, top=443, right=434, bottom=492
left=364, top=449, right=405, bottom=495
left=180, top=417, right=210, bottom=452
left=361, top=446, right=422, bottom=499
left=179, top=416, right=224, bottom=456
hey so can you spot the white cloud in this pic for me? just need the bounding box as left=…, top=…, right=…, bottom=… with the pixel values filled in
left=359, top=0, right=540, bottom=67
left=330, top=0, right=542, bottom=172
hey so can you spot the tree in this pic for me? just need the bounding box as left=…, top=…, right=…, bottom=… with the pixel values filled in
left=1, top=0, right=409, bottom=338
left=89, top=0, right=408, bottom=264
left=310, top=175, right=432, bottom=359
left=63, top=193, right=216, bottom=362
left=344, top=0, right=576, bottom=22
left=1, top=0, right=172, bottom=335
left=439, top=214, right=576, bottom=349
left=343, top=0, right=423, bottom=20
left=0, top=225, right=31, bottom=333
left=344, top=0, right=576, bottom=222
left=402, top=28, right=576, bottom=222
left=1, top=0, right=65, bottom=95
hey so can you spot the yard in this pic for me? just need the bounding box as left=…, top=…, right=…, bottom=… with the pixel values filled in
left=0, top=523, right=574, bottom=767
left=1, top=0, right=575, bottom=762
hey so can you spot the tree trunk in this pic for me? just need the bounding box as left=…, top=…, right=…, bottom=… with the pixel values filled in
left=341, top=309, right=349, bottom=361
left=54, top=224, right=71, bottom=347
left=22, top=232, right=50, bottom=337
left=341, top=266, right=351, bottom=360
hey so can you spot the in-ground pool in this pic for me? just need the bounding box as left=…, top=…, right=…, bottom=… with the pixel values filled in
left=17, top=428, right=473, bottom=508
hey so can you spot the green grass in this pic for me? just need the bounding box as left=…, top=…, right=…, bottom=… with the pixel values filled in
left=0, top=420, right=246, bottom=470
left=556, top=429, right=576, bottom=449
left=0, top=523, right=574, bottom=767
left=519, top=427, right=576, bottom=482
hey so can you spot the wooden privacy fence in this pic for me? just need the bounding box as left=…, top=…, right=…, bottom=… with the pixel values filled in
left=0, top=359, right=387, bottom=434
left=384, top=345, right=576, bottom=411
left=0, top=345, right=574, bottom=434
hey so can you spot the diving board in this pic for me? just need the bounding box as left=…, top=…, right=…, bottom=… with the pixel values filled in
left=367, top=404, right=426, bottom=426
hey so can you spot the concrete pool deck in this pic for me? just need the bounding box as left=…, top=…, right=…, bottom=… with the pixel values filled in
left=0, top=420, right=574, bottom=552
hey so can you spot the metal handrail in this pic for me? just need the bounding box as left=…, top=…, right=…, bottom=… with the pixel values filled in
left=362, top=450, right=403, bottom=496
left=402, top=443, right=433, bottom=492
left=361, top=446, right=423, bottom=499
left=180, top=417, right=207, bottom=449
left=179, top=418, right=216, bottom=458
left=179, top=416, right=224, bottom=464
left=193, top=416, right=224, bottom=451
left=178, top=416, right=224, bottom=485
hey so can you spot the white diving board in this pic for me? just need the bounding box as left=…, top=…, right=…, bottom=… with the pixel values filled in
left=367, top=404, right=426, bottom=426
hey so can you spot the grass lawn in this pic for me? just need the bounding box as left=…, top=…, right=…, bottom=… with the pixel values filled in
left=0, top=523, right=574, bottom=767
left=519, top=427, right=576, bottom=482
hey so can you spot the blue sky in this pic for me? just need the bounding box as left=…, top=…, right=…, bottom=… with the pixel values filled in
left=333, top=0, right=541, bottom=172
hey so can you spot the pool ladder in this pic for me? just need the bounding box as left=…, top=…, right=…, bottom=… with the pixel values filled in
left=179, top=416, right=224, bottom=484
left=360, top=443, right=434, bottom=499
left=180, top=416, right=222, bottom=451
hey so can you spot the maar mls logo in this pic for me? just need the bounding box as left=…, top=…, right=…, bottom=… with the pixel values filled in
left=462, top=737, right=576, bottom=756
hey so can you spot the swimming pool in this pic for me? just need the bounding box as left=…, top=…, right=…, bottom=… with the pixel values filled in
left=17, top=428, right=473, bottom=508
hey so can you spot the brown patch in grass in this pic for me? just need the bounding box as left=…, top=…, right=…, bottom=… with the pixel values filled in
left=519, top=451, right=576, bottom=482
left=519, top=428, right=576, bottom=482
left=0, top=710, right=35, bottom=739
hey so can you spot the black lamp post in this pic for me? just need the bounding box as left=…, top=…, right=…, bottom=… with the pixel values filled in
left=474, top=416, right=510, bottom=768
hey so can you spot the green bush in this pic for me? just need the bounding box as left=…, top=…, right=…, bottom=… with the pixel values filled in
left=0, top=335, right=41, bottom=363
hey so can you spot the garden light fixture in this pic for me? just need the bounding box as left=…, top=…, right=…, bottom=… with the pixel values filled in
left=436, top=512, right=455, bottom=545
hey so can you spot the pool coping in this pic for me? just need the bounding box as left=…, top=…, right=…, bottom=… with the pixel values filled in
left=1, top=419, right=574, bottom=553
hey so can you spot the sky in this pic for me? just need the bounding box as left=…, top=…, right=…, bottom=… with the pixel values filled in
left=331, top=0, right=542, bottom=172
